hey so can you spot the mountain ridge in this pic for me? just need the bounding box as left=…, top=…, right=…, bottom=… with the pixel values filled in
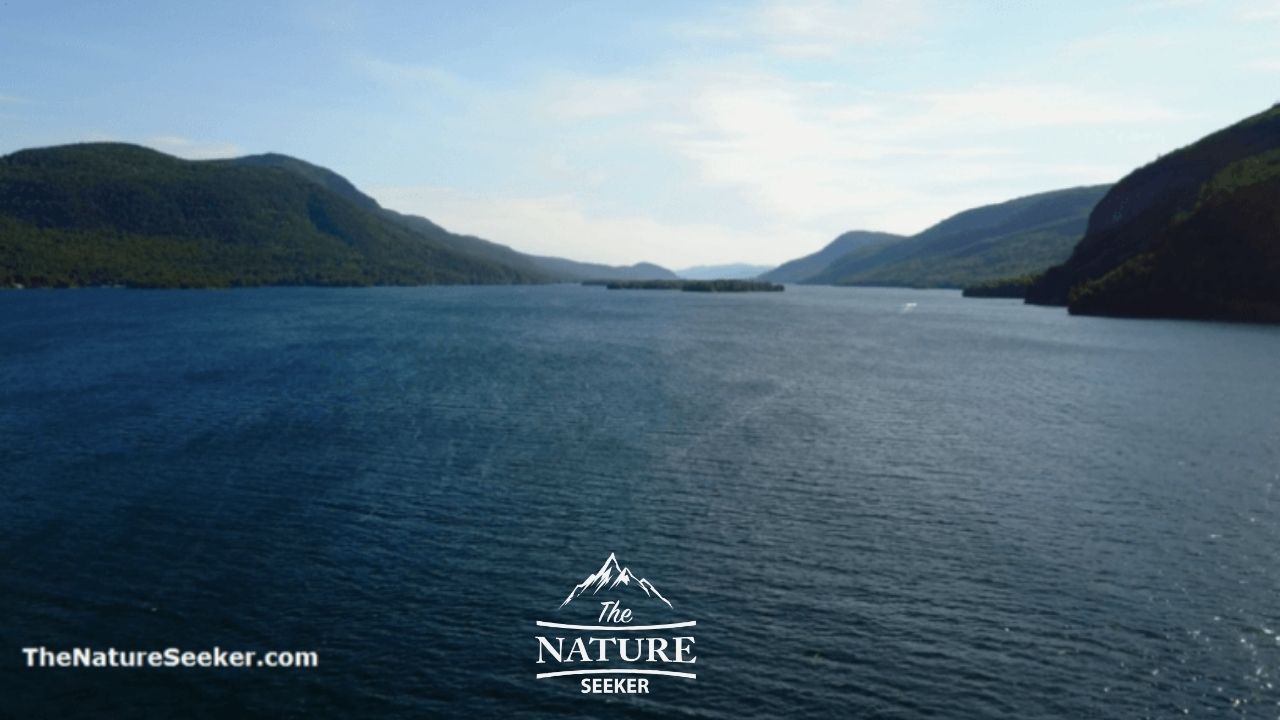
left=1025, top=104, right=1280, bottom=321
left=559, top=553, right=673, bottom=610
left=802, top=185, right=1111, bottom=288
left=761, top=231, right=903, bottom=283
left=226, top=151, right=678, bottom=283
left=0, top=143, right=675, bottom=288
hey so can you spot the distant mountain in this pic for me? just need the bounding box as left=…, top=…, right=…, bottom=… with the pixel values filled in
left=677, top=263, right=775, bottom=280
left=1026, top=105, right=1280, bottom=322
left=806, top=186, right=1111, bottom=288
left=760, top=231, right=902, bottom=283
left=0, top=143, right=674, bottom=288
left=559, top=553, right=672, bottom=610
left=531, top=256, right=678, bottom=281
left=233, top=153, right=676, bottom=283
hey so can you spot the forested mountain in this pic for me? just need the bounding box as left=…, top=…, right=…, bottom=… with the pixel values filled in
left=0, top=143, right=674, bottom=288
left=1025, top=105, right=1280, bottom=321
left=529, top=257, right=678, bottom=281
left=760, top=231, right=902, bottom=283
left=235, top=153, right=677, bottom=282
left=805, top=186, right=1110, bottom=288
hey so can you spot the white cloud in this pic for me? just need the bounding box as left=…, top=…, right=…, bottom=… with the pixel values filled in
left=1235, top=0, right=1280, bottom=20
left=342, top=4, right=1209, bottom=267
left=146, top=136, right=243, bottom=159
left=672, top=0, right=928, bottom=57
left=541, top=75, right=661, bottom=120
left=649, top=75, right=1155, bottom=228
left=1244, top=58, right=1280, bottom=72
left=358, top=57, right=464, bottom=91
left=912, top=84, right=1179, bottom=130
left=368, top=184, right=819, bottom=267
left=754, top=0, right=928, bottom=55
left=1058, top=30, right=1184, bottom=60
left=1131, top=0, right=1210, bottom=10
left=666, top=82, right=914, bottom=220
left=351, top=54, right=1172, bottom=264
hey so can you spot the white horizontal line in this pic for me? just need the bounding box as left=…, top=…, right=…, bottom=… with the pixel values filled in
left=535, top=620, right=696, bottom=631
left=536, top=669, right=697, bottom=680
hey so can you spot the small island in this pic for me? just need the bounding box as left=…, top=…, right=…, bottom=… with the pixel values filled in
left=585, top=279, right=784, bottom=292
left=962, top=273, right=1040, bottom=299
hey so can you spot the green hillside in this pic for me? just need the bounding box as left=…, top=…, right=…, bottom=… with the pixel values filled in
left=528, top=256, right=679, bottom=281
left=808, top=185, right=1111, bottom=288
left=0, top=143, right=677, bottom=289
left=760, top=231, right=903, bottom=283
left=245, top=154, right=679, bottom=282
left=0, top=143, right=552, bottom=288
left=1026, top=105, right=1280, bottom=321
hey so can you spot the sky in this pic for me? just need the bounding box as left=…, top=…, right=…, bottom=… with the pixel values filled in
left=1, top=1, right=1277, bottom=268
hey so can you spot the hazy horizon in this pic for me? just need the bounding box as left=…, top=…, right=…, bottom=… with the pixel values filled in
left=2, top=0, right=1276, bottom=267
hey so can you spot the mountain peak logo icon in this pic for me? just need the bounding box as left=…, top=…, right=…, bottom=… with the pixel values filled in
left=536, top=552, right=697, bottom=692
left=558, top=553, right=673, bottom=609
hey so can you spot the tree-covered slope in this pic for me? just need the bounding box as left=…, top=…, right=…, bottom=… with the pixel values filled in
left=232, top=153, right=581, bottom=281
left=231, top=153, right=382, bottom=211
left=0, top=143, right=551, bottom=287
left=527, top=256, right=678, bottom=281
left=760, top=231, right=902, bottom=283
left=1025, top=105, right=1280, bottom=321
left=807, top=185, right=1111, bottom=288
left=219, top=151, right=679, bottom=284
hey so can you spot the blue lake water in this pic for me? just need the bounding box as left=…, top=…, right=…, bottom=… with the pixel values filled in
left=1, top=285, right=1278, bottom=718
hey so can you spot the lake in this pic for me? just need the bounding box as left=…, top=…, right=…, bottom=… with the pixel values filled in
left=1, top=285, right=1277, bottom=718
